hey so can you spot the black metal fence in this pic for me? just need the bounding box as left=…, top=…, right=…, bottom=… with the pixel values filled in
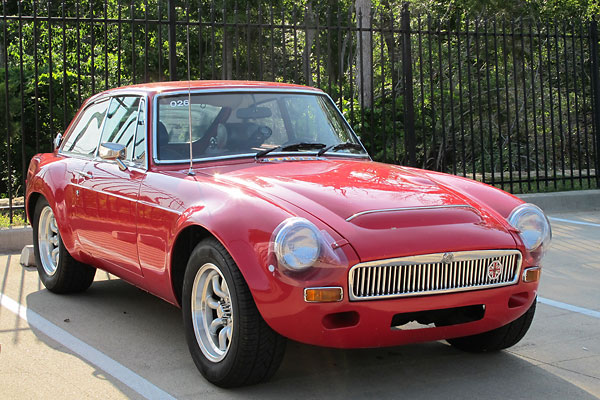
left=1, top=1, right=600, bottom=222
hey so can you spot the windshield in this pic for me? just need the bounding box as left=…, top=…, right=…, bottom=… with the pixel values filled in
left=155, top=92, right=367, bottom=162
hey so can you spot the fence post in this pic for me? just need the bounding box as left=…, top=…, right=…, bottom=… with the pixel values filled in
left=400, top=2, right=416, bottom=167
left=590, top=19, right=600, bottom=187
left=168, top=0, right=177, bottom=80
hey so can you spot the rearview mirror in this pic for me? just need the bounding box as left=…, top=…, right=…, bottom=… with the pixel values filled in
left=236, top=106, right=272, bottom=119
left=53, top=133, right=63, bottom=150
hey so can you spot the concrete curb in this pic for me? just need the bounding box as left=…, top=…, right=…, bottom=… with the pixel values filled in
left=516, top=189, right=600, bottom=214
left=0, top=190, right=597, bottom=253
left=0, top=226, right=33, bottom=253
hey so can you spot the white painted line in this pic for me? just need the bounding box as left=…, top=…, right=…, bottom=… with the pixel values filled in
left=538, top=296, right=600, bottom=319
left=0, top=292, right=177, bottom=400
left=548, top=217, right=600, bottom=227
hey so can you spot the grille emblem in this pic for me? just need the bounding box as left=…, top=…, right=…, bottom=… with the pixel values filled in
left=441, top=252, right=454, bottom=264
left=487, top=260, right=504, bottom=280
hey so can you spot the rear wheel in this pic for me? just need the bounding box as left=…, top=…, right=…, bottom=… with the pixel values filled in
left=447, top=299, right=536, bottom=352
left=182, top=238, right=286, bottom=387
left=33, top=197, right=96, bottom=293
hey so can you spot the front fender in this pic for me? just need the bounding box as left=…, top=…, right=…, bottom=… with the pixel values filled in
left=169, top=183, right=360, bottom=336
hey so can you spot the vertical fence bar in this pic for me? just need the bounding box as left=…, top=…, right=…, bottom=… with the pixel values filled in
left=537, top=23, right=549, bottom=189
left=466, top=19, right=476, bottom=180
left=89, top=1, right=95, bottom=93
left=3, top=0, right=12, bottom=221
left=555, top=25, right=566, bottom=188
left=529, top=22, right=540, bottom=191
left=104, top=0, right=108, bottom=89
left=492, top=18, right=504, bottom=190
left=456, top=18, right=466, bottom=177
left=157, top=0, right=162, bottom=81
left=48, top=0, right=54, bottom=145
left=76, top=2, right=81, bottom=104
left=168, top=0, right=177, bottom=80
left=417, top=16, right=427, bottom=168
left=438, top=18, right=446, bottom=172
left=578, top=22, right=591, bottom=187
left=563, top=22, right=574, bottom=188
left=484, top=20, right=494, bottom=186
left=502, top=20, right=514, bottom=192
left=511, top=22, right=523, bottom=192
left=62, top=1, right=67, bottom=128
left=520, top=21, right=531, bottom=191
left=427, top=15, right=435, bottom=170
left=130, top=2, right=136, bottom=84
left=571, top=23, right=583, bottom=187
left=34, top=0, right=40, bottom=153
left=18, top=1, right=26, bottom=200
left=401, top=3, right=416, bottom=167
left=590, top=19, right=600, bottom=187
left=447, top=18, right=456, bottom=175
left=546, top=23, right=558, bottom=189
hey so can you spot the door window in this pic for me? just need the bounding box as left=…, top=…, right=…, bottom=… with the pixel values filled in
left=61, top=99, right=109, bottom=157
left=132, top=99, right=146, bottom=167
left=100, top=96, right=141, bottom=161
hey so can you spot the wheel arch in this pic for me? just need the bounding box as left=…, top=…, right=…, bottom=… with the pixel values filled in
left=170, top=224, right=214, bottom=306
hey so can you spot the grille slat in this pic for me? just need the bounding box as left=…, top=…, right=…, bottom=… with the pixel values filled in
left=349, top=250, right=522, bottom=301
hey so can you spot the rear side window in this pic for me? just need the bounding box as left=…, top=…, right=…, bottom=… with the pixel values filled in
left=100, top=96, right=141, bottom=161
left=61, top=99, right=109, bottom=157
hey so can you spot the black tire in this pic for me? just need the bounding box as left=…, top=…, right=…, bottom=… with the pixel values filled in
left=182, top=238, right=286, bottom=388
left=447, top=299, right=536, bottom=352
left=32, top=197, right=96, bottom=294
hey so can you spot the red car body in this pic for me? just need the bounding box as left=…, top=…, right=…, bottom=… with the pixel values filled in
left=26, top=81, right=540, bottom=351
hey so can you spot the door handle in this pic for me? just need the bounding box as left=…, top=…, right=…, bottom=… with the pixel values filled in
left=75, top=170, right=93, bottom=179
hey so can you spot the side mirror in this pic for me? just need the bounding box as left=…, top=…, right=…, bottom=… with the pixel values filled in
left=99, top=142, right=128, bottom=171
left=54, top=133, right=63, bottom=150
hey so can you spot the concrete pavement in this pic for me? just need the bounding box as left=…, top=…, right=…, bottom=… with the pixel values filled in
left=0, top=210, right=599, bottom=399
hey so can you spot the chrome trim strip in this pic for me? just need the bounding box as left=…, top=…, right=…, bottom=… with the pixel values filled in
left=152, top=88, right=370, bottom=165
left=303, top=286, right=344, bottom=303
left=348, top=250, right=522, bottom=301
left=345, top=204, right=478, bottom=222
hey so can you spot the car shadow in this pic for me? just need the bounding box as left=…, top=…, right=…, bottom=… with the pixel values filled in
left=25, top=277, right=597, bottom=400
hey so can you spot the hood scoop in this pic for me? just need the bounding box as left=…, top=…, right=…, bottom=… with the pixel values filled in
left=347, top=205, right=482, bottom=230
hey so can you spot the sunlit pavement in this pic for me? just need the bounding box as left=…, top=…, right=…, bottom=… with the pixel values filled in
left=1, top=211, right=599, bottom=399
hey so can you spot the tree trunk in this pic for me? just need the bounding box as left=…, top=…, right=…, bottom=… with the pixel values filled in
left=222, top=30, right=233, bottom=80
left=355, top=0, right=372, bottom=108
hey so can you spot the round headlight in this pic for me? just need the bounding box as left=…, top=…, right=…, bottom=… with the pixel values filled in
left=273, top=218, right=321, bottom=271
left=508, top=203, right=552, bottom=252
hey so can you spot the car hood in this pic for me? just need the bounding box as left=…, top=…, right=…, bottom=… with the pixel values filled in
left=198, top=159, right=518, bottom=262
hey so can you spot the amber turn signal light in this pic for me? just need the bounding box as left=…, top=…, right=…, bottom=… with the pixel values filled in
left=522, top=267, right=541, bottom=283
left=304, top=287, right=343, bottom=302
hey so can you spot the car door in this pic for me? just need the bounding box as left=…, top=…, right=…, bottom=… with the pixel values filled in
left=58, top=98, right=111, bottom=253
left=76, top=96, right=146, bottom=276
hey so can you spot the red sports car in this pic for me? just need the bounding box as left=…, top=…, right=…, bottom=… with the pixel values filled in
left=26, top=81, right=551, bottom=387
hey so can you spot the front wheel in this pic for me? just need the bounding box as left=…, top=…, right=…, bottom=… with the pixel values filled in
left=447, top=299, right=536, bottom=352
left=33, top=197, right=96, bottom=293
left=182, top=238, right=286, bottom=388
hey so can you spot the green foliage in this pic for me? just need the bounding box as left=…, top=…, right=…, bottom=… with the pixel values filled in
left=0, top=0, right=598, bottom=200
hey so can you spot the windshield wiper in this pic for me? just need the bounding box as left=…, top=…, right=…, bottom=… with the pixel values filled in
left=317, top=142, right=364, bottom=157
left=255, top=142, right=326, bottom=160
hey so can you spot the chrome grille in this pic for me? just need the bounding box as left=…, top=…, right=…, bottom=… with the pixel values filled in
left=349, top=250, right=522, bottom=301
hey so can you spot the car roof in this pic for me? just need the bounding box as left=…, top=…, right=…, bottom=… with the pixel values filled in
left=90, top=80, right=323, bottom=100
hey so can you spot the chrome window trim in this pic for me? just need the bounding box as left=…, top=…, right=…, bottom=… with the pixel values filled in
left=151, top=88, right=370, bottom=165
left=348, top=249, right=523, bottom=301
left=345, top=204, right=479, bottom=222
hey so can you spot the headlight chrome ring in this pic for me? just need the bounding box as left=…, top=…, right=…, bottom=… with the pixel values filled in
left=273, top=218, right=321, bottom=271
left=508, top=203, right=552, bottom=252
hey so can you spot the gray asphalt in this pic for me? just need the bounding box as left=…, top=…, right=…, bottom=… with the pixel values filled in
left=1, top=210, right=599, bottom=399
